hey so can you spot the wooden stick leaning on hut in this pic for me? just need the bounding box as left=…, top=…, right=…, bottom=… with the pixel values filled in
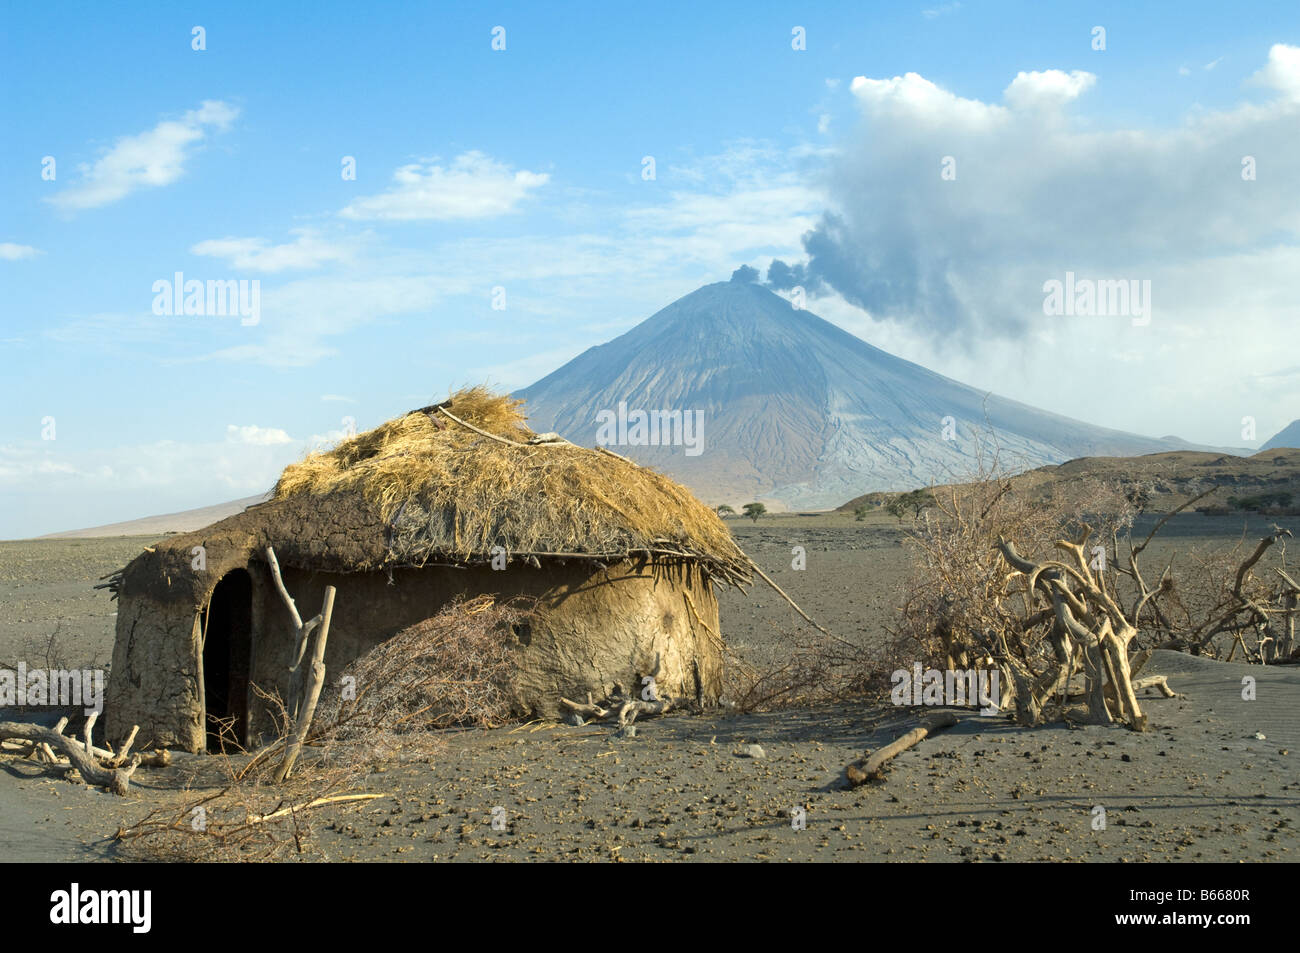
left=265, top=545, right=322, bottom=718
left=275, top=585, right=336, bottom=784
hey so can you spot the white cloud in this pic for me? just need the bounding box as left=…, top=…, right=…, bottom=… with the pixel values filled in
left=1250, top=43, right=1300, bottom=101
left=810, top=46, right=1300, bottom=345
left=850, top=72, right=1005, bottom=130
left=191, top=228, right=357, bottom=272
left=340, top=151, right=549, bottom=221
left=0, top=243, right=42, bottom=260
left=774, top=43, right=1300, bottom=444
left=306, top=427, right=353, bottom=452
left=0, top=448, right=77, bottom=480
left=1003, top=69, right=1096, bottom=111
left=470, top=344, right=594, bottom=392
left=47, top=100, right=239, bottom=212
left=226, top=424, right=292, bottom=445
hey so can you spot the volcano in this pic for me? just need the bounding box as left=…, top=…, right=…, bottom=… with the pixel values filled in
left=515, top=279, right=1208, bottom=509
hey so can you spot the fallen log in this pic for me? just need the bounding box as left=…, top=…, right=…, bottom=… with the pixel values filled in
left=1131, top=675, right=1178, bottom=698
left=845, top=712, right=959, bottom=786
left=0, top=721, right=142, bottom=795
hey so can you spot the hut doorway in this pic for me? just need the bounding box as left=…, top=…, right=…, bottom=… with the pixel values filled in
left=202, top=568, right=253, bottom=752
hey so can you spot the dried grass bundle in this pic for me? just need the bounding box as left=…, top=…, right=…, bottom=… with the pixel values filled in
left=322, top=594, right=531, bottom=732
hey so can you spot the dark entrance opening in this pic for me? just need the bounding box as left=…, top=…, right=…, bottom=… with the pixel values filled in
left=202, top=568, right=252, bottom=752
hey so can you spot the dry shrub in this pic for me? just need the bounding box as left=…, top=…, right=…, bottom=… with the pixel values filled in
left=1148, top=526, right=1296, bottom=660
left=890, top=446, right=1299, bottom=726
left=722, top=622, right=888, bottom=713
left=118, top=596, right=533, bottom=861
left=889, top=457, right=1137, bottom=710
left=321, top=594, right=532, bottom=733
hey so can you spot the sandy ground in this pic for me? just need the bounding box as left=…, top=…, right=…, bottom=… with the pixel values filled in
left=1, top=514, right=1297, bottom=862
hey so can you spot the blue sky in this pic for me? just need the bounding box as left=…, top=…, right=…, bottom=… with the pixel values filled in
left=3, top=1, right=1299, bottom=537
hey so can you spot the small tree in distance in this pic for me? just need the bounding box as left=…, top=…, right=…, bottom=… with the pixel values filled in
left=743, top=502, right=767, bottom=523
left=716, top=504, right=736, bottom=517
left=886, top=489, right=937, bottom=522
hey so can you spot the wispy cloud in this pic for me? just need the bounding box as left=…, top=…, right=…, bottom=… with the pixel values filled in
left=191, top=228, right=358, bottom=272
left=47, top=100, right=239, bottom=212
left=922, top=2, right=960, bottom=19
left=191, top=272, right=456, bottom=367
left=1003, top=69, right=1096, bottom=111
left=340, top=151, right=549, bottom=221
left=0, top=243, right=42, bottom=260
left=0, top=436, right=288, bottom=495
left=174, top=141, right=819, bottom=368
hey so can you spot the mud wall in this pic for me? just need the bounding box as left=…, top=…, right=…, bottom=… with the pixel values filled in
left=250, top=560, right=722, bottom=735
left=104, top=595, right=206, bottom=752
left=107, top=558, right=722, bottom=753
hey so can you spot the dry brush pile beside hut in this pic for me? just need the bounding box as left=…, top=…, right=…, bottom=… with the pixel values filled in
left=103, top=388, right=752, bottom=753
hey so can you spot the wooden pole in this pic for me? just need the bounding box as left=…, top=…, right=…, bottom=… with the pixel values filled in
left=265, top=545, right=326, bottom=718
left=275, top=586, right=336, bottom=783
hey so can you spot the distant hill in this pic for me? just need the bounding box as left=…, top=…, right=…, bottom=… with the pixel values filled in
left=1262, top=420, right=1300, bottom=451
left=837, top=448, right=1300, bottom=513
left=517, top=279, right=1230, bottom=509
left=40, top=493, right=271, bottom=539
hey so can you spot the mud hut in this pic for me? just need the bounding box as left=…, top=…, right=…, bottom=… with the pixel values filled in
left=104, top=389, right=751, bottom=753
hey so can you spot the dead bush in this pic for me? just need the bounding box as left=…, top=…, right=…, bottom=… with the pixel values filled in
left=890, top=454, right=1297, bottom=730
left=722, top=621, right=889, bottom=713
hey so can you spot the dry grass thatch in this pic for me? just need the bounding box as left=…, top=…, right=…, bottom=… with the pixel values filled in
left=273, top=387, right=751, bottom=585
left=322, top=594, right=530, bottom=732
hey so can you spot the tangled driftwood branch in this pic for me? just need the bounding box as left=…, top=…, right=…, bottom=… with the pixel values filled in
left=0, top=717, right=150, bottom=795
left=560, top=691, right=688, bottom=727
left=997, top=533, right=1150, bottom=729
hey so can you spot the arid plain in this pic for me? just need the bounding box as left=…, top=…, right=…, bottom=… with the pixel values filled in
left=2, top=510, right=1296, bottom=862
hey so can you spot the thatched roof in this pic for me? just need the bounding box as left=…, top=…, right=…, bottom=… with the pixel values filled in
left=263, top=387, right=752, bottom=585
left=108, top=389, right=751, bottom=603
